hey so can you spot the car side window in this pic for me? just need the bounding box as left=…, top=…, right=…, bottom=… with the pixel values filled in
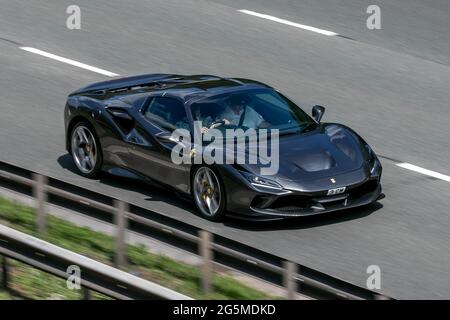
left=144, top=97, right=189, bottom=131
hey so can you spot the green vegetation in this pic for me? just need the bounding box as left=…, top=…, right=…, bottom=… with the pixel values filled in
left=0, top=196, right=275, bottom=300
left=0, top=290, right=12, bottom=300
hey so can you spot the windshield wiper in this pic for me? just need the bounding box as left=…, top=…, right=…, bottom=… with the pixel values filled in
left=301, top=122, right=317, bottom=133
left=278, top=128, right=301, bottom=136
left=278, top=122, right=316, bottom=136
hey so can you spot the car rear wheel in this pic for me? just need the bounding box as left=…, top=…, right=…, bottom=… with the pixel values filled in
left=70, top=122, right=102, bottom=178
left=192, top=166, right=226, bottom=221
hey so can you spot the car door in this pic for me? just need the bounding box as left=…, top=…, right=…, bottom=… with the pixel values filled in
left=128, top=96, right=192, bottom=194
left=101, top=103, right=139, bottom=173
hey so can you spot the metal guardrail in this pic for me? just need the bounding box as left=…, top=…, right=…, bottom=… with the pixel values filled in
left=0, top=224, right=192, bottom=300
left=0, top=160, right=392, bottom=300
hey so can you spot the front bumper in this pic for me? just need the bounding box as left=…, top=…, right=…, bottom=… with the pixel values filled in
left=247, top=181, right=383, bottom=219
left=217, top=152, right=384, bottom=220
left=220, top=164, right=383, bottom=220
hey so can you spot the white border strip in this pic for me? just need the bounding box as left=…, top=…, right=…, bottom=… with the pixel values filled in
left=238, top=9, right=338, bottom=36
left=396, top=163, right=450, bottom=182
left=20, top=47, right=119, bottom=77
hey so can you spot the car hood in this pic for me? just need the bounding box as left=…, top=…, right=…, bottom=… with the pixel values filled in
left=229, top=123, right=369, bottom=184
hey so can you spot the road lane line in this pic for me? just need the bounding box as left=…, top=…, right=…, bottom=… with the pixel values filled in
left=17, top=48, right=449, bottom=187
left=396, top=163, right=450, bottom=182
left=19, top=47, right=119, bottom=77
left=238, top=9, right=338, bottom=36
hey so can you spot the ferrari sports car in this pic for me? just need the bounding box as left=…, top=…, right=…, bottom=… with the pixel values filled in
left=64, top=74, right=383, bottom=221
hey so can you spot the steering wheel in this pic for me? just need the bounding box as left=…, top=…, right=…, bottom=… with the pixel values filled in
left=209, top=122, right=251, bottom=132
left=209, top=120, right=226, bottom=129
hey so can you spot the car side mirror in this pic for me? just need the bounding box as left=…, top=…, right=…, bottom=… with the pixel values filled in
left=312, top=105, right=325, bottom=123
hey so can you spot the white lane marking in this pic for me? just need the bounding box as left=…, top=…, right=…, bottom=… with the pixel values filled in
left=19, top=47, right=119, bottom=77
left=19, top=47, right=449, bottom=186
left=238, top=9, right=338, bottom=36
left=396, top=163, right=450, bottom=182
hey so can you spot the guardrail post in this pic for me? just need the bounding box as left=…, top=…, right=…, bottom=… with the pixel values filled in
left=1, top=255, right=8, bottom=290
left=199, top=230, right=213, bottom=294
left=283, top=261, right=297, bottom=300
left=374, top=293, right=390, bottom=300
left=114, top=200, right=128, bottom=269
left=82, top=287, right=91, bottom=300
left=33, top=173, right=48, bottom=235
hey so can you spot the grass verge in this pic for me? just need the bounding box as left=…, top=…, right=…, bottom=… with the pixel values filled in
left=0, top=290, right=12, bottom=300
left=0, top=196, right=276, bottom=300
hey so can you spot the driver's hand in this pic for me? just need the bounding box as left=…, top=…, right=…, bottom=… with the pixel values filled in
left=223, top=119, right=230, bottom=125
left=201, top=127, right=209, bottom=134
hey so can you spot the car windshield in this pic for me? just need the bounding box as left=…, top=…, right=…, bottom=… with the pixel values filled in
left=189, top=89, right=316, bottom=134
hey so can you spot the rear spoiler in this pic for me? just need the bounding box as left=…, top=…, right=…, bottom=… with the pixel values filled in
left=69, top=73, right=182, bottom=96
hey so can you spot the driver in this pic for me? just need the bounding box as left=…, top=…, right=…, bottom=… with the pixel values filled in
left=215, top=94, right=265, bottom=129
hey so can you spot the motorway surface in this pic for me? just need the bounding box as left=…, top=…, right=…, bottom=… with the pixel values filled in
left=1, top=0, right=450, bottom=299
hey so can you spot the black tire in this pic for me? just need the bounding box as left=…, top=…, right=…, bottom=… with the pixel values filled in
left=70, top=121, right=103, bottom=179
left=191, top=166, right=226, bottom=221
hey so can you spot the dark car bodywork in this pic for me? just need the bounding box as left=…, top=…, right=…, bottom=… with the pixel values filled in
left=64, top=74, right=383, bottom=220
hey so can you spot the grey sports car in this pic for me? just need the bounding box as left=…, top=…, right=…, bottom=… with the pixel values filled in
left=64, top=74, right=383, bottom=221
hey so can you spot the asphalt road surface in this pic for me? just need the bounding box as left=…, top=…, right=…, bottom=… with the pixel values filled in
left=1, top=0, right=450, bottom=299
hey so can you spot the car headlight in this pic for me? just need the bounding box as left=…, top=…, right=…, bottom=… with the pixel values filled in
left=239, top=171, right=283, bottom=190
left=365, top=144, right=377, bottom=173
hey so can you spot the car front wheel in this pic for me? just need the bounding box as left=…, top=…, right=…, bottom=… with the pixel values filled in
left=192, top=166, right=226, bottom=221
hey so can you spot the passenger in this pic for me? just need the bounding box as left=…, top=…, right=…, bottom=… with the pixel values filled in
left=174, top=117, right=190, bottom=130
left=192, top=104, right=213, bottom=133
